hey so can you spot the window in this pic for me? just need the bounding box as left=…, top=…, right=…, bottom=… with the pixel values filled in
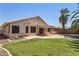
left=12, top=26, right=19, bottom=33
left=31, top=27, right=36, bottom=33
left=26, top=26, right=29, bottom=33
left=48, top=28, right=51, bottom=32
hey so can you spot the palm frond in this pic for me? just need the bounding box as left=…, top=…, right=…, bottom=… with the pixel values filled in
left=64, top=8, right=70, bottom=13
left=77, top=3, right=79, bottom=8
left=71, top=20, right=76, bottom=26
left=74, top=16, right=79, bottom=18
left=70, top=12, right=79, bottom=21
left=71, top=9, right=79, bottom=14
left=77, top=3, right=79, bottom=5
left=71, top=19, right=79, bottom=25
left=71, top=19, right=79, bottom=30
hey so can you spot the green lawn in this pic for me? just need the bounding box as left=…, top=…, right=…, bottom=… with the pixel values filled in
left=3, top=38, right=79, bottom=56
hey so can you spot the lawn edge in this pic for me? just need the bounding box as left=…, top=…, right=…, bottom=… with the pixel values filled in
left=0, top=47, right=12, bottom=56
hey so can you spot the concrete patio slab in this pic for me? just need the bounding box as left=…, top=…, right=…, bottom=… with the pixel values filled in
left=23, top=34, right=65, bottom=39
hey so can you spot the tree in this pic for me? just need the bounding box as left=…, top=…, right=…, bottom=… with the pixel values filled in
left=70, top=3, right=79, bottom=32
left=59, top=8, right=70, bottom=29
left=71, top=19, right=79, bottom=32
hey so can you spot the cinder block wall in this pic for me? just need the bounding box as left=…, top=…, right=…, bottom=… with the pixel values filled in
left=53, top=28, right=79, bottom=34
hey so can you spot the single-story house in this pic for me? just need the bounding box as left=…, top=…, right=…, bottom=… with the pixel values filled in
left=0, top=26, right=2, bottom=34
left=2, top=16, right=53, bottom=38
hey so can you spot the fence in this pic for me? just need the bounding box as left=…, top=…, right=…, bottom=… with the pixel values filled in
left=52, top=28, right=79, bottom=34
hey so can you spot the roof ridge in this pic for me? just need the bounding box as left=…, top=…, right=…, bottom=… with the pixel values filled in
left=6, top=16, right=41, bottom=23
left=2, top=16, right=42, bottom=27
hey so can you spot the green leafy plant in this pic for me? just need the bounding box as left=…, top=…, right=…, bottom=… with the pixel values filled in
left=70, top=3, right=79, bottom=32
left=59, top=8, right=70, bottom=29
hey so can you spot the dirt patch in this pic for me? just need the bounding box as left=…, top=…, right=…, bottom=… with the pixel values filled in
left=0, top=47, right=9, bottom=56
left=0, top=39, right=9, bottom=44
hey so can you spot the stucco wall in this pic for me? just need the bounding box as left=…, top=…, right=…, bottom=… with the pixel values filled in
left=0, top=26, right=2, bottom=34
left=8, top=17, right=48, bottom=38
left=3, top=25, right=10, bottom=37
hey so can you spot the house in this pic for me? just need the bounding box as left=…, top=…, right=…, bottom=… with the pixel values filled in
left=2, top=16, right=53, bottom=38
left=0, top=26, right=2, bottom=34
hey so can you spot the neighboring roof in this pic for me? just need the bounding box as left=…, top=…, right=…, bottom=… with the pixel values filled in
left=2, top=16, right=49, bottom=27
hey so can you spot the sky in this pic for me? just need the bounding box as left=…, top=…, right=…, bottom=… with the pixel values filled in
left=0, top=3, right=77, bottom=28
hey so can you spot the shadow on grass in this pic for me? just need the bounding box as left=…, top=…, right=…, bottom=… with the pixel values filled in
left=67, top=40, right=79, bottom=52
left=63, top=33, right=79, bottom=52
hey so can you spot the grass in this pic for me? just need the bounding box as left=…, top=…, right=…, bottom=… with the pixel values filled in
left=3, top=38, right=79, bottom=56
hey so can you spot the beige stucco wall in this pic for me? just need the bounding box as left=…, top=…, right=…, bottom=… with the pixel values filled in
left=0, top=26, right=3, bottom=34
left=3, top=25, right=10, bottom=37
left=9, top=17, right=49, bottom=38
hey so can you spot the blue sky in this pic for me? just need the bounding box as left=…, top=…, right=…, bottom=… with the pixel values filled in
left=0, top=3, right=77, bottom=27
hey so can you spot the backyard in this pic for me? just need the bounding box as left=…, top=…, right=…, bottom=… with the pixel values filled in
left=3, top=38, right=79, bottom=56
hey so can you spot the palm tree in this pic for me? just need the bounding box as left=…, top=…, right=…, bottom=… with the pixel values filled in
left=71, top=19, right=79, bottom=32
left=70, top=3, right=79, bottom=32
left=59, top=8, right=70, bottom=29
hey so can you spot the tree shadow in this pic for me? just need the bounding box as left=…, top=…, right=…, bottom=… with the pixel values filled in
left=67, top=40, right=79, bottom=52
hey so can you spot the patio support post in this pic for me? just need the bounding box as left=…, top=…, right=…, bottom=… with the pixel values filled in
left=28, top=26, right=30, bottom=36
left=9, top=24, right=12, bottom=38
